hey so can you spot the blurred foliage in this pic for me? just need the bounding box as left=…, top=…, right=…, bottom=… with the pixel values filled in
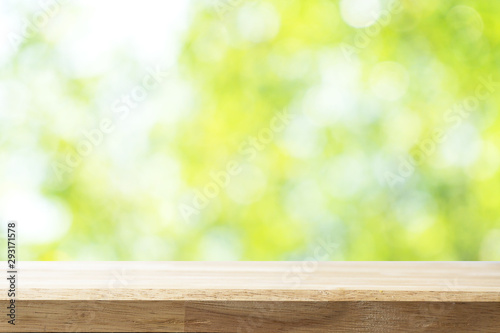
left=1, top=0, right=500, bottom=260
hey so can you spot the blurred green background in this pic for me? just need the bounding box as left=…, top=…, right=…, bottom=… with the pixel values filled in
left=0, top=0, right=499, bottom=260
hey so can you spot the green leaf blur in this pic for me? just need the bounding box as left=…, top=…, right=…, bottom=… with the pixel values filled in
left=1, top=0, right=499, bottom=260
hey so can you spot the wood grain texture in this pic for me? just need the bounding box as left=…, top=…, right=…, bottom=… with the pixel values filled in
left=185, top=301, right=500, bottom=333
left=1, top=262, right=499, bottom=332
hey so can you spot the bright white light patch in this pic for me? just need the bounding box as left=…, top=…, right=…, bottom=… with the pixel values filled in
left=439, top=123, right=481, bottom=167
left=0, top=189, right=72, bottom=244
left=237, top=2, right=281, bottom=43
left=279, top=115, right=325, bottom=158
left=340, top=0, right=381, bottom=28
left=56, top=0, right=191, bottom=77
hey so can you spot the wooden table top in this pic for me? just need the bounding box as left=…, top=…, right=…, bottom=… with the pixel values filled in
left=4, top=261, right=500, bottom=302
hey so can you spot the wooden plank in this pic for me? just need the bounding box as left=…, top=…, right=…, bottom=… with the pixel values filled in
left=0, top=262, right=499, bottom=332
left=8, top=301, right=185, bottom=332
left=185, top=301, right=500, bottom=333
left=3, top=301, right=499, bottom=332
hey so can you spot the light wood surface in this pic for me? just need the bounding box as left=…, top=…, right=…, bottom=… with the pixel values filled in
left=1, top=262, right=499, bottom=332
